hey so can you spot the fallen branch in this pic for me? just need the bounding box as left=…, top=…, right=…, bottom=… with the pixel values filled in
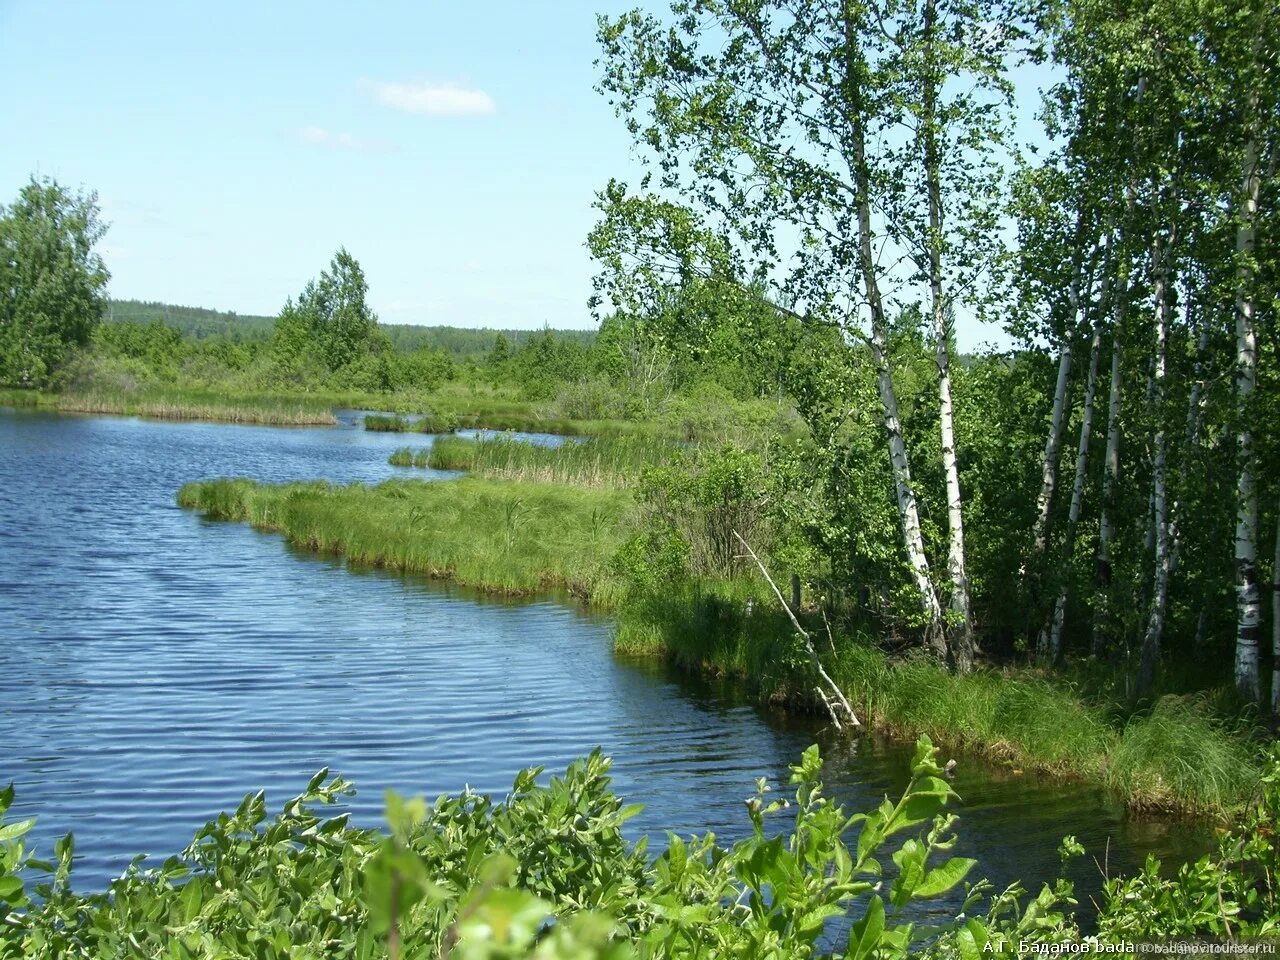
left=733, top=531, right=861, bottom=731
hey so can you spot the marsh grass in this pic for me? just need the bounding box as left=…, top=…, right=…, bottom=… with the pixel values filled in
left=427, top=434, right=681, bottom=487
left=178, top=475, right=633, bottom=606
left=59, top=392, right=338, bottom=425
left=1, top=387, right=339, bottom=425
left=362, top=409, right=652, bottom=436
left=176, top=438, right=1260, bottom=821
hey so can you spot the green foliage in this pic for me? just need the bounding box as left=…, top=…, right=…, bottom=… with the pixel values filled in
left=0, top=740, right=1104, bottom=959
left=635, top=445, right=775, bottom=580
left=272, top=248, right=387, bottom=380
left=0, top=177, right=110, bottom=386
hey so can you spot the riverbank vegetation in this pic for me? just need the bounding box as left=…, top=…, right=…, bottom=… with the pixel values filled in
left=4, top=739, right=1278, bottom=958
left=180, top=441, right=1260, bottom=817
left=8, top=0, right=1280, bottom=939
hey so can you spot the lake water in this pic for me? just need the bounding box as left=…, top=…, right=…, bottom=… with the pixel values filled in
left=0, top=408, right=1209, bottom=925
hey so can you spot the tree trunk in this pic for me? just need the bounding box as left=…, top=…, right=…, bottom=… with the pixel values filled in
left=1234, top=130, right=1262, bottom=704
left=922, top=0, right=974, bottom=672
left=1092, top=78, right=1144, bottom=659
left=848, top=57, right=945, bottom=656
left=1092, top=233, right=1129, bottom=657
left=1031, top=216, right=1087, bottom=561
left=1136, top=231, right=1173, bottom=701
left=1043, top=248, right=1111, bottom=661
left=1272, top=510, right=1279, bottom=718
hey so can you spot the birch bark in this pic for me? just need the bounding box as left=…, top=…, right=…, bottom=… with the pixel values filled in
left=922, top=0, right=973, bottom=671
left=1233, top=129, right=1262, bottom=704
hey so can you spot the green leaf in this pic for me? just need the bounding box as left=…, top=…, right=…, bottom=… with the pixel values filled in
left=915, top=857, right=978, bottom=899
left=0, top=818, right=36, bottom=843
left=847, top=894, right=886, bottom=960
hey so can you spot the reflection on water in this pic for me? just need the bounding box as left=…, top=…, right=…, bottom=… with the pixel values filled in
left=0, top=408, right=1209, bottom=924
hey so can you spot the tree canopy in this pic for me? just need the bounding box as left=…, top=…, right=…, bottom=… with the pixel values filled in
left=0, top=177, right=110, bottom=386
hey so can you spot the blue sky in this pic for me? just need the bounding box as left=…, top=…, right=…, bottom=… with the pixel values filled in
left=0, top=1, right=639, bottom=330
left=0, top=2, right=1054, bottom=343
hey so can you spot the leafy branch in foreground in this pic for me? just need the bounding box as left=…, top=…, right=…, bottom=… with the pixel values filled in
left=0, top=739, right=1083, bottom=959
left=3, top=740, right=1276, bottom=958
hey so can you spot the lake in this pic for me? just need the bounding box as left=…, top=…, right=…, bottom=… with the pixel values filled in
left=0, top=407, right=1208, bottom=923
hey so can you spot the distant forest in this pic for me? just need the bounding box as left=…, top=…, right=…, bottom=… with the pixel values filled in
left=105, top=299, right=597, bottom=358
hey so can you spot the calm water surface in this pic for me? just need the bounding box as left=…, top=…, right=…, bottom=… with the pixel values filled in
left=0, top=408, right=1208, bottom=922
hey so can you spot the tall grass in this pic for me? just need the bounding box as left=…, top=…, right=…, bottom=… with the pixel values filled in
left=2, top=387, right=338, bottom=425
left=178, top=475, right=634, bottom=607
left=427, top=434, right=681, bottom=487
left=1105, top=695, right=1259, bottom=815
left=362, top=409, right=654, bottom=437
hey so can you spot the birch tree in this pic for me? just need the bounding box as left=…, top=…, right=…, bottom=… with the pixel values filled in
left=596, top=0, right=1031, bottom=667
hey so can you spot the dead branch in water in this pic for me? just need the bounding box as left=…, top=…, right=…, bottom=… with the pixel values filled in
left=733, top=531, right=861, bottom=731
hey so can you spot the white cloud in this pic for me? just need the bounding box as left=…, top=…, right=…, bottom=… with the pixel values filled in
left=366, top=80, right=496, bottom=117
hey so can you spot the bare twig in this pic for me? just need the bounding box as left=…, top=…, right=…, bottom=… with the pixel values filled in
left=733, top=530, right=861, bottom=730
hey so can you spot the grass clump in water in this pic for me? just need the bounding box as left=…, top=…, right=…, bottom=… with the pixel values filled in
left=388, top=447, right=431, bottom=467
left=179, top=475, right=634, bottom=606
left=364, top=413, right=411, bottom=432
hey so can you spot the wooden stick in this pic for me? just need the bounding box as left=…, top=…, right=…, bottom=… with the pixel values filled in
left=733, top=531, right=861, bottom=730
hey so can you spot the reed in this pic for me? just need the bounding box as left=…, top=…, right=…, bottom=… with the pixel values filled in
left=49, top=389, right=337, bottom=425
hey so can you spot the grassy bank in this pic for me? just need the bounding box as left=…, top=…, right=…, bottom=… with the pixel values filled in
left=1, top=384, right=660, bottom=433
left=55, top=389, right=339, bottom=425
left=363, top=410, right=651, bottom=437
left=178, top=475, right=633, bottom=606
left=175, top=427, right=1262, bottom=820
left=616, top=591, right=1261, bottom=818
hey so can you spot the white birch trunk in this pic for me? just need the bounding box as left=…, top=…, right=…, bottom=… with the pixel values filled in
left=1031, top=223, right=1087, bottom=563
left=1234, top=131, right=1262, bottom=704
left=1137, top=232, right=1172, bottom=700
left=1091, top=242, right=1128, bottom=657
left=1043, top=248, right=1111, bottom=661
left=852, top=109, right=945, bottom=656
left=922, top=0, right=974, bottom=671
left=1045, top=315, right=1103, bottom=662
left=1092, top=78, right=1145, bottom=659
